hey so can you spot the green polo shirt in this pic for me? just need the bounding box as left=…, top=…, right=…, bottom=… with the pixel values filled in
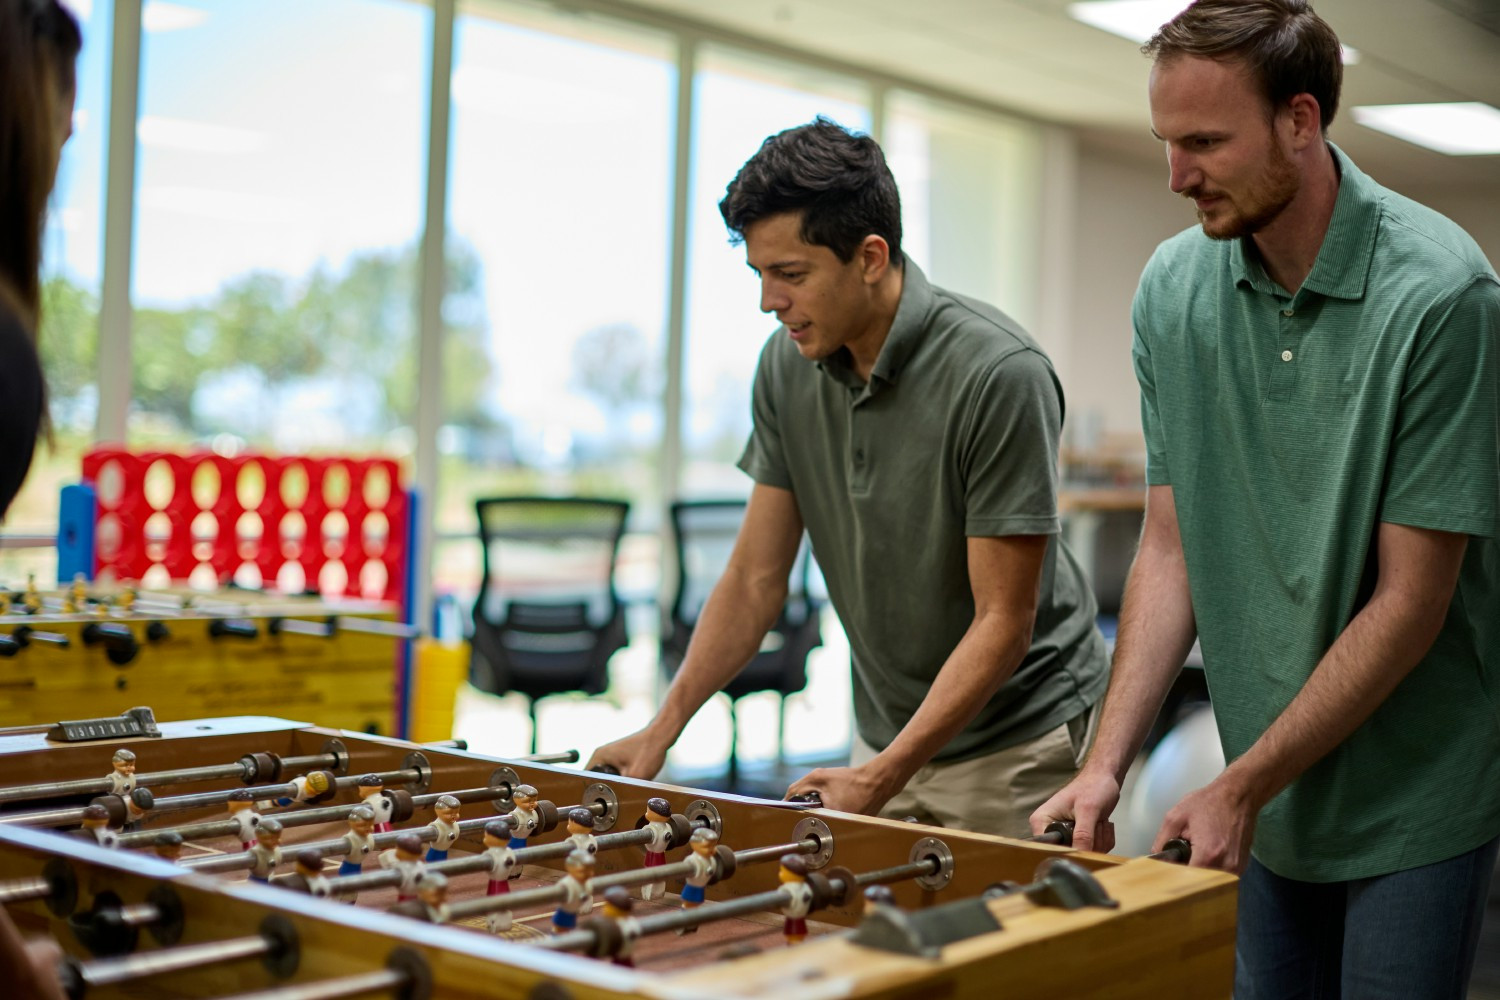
left=1133, top=144, right=1500, bottom=882
left=740, top=259, right=1108, bottom=764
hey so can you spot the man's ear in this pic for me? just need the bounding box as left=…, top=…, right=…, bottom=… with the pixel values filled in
left=859, top=234, right=891, bottom=284
left=1284, top=92, right=1322, bottom=151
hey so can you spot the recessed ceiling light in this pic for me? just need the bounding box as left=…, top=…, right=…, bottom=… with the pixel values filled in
left=1067, top=0, right=1360, bottom=62
left=143, top=1, right=208, bottom=33
left=1353, top=103, right=1500, bottom=155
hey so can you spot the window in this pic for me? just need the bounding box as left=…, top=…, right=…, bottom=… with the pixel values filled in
left=435, top=3, right=676, bottom=598
left=129, top=0, right=429, bottom=455
left=680, top=48, right=870, bottom=496
left=885, top=92, right=1045, bottom=330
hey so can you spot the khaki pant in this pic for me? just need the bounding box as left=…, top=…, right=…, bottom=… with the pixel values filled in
left=850, top=703, right=1099, bottom=839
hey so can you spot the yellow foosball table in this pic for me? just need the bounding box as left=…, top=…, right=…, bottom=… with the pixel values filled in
left=0, top=583, right=412, bottom=735
left=0, top=713, right=1237, bottom=999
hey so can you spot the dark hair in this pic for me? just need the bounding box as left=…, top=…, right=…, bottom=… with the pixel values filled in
left=484, top=818, right=512, bottom=838
left=1144, top=0, right=1342, bottom=131
left=719, top=117, right=902, bottom=265
left=0, top=0, right=81, bottom=327
left=568, top=807, right=595, bottom=829
left=779, top=854, right=808, bottom=876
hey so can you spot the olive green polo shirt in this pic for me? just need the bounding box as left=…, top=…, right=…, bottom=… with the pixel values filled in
left=1134, top=144, right=1500, bottom=882
left=740, top=259, right=1108, bottom=764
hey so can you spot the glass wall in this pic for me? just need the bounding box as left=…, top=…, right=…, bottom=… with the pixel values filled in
left=886, top=91, right=1045, bottom=332
left=436, top=3, right=675, bottom=598
left=1, top=0, right=113, bottom=584
left=679, top=48, right=870, bottom=497
left=129, top=0, right=429, bottom=455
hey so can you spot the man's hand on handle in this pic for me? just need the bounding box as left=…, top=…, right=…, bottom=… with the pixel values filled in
left=586, top=727, right=670, bottom=781
left=1029, top=768, right=1122, bottom=854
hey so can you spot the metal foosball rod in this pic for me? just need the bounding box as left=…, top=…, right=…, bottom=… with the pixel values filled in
left=540, top=854, right=936, bottom=957
left=182, top=786, right=614, bottom=877
left=9, top=763, right=425, bottom=832
left=113, top=767, right=448, bottom=849
left=57, top=914, right=299, bottom=999
left=211, top=949, right=430, bottom=1000
left=0, top=747, right=348, bottom=808
left=314, top=797, right=662, bottom=898
left=0, top=860, right=78, bottom=914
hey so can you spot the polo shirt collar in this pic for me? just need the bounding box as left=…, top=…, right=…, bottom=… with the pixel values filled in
left=816, top=255, right=934, bottom=389
left=1231, top=142, right=1379, bottom=301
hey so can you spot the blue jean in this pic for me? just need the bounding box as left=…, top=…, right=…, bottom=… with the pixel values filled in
left=1234, top=835, right=1500, bottom=1000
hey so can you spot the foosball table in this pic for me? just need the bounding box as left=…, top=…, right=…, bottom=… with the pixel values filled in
left=0, top=582, right=413, bottom=735
left=0, top=713, right=1238, bottom=998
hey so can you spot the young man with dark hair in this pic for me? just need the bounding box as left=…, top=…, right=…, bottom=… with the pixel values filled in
left=1032, top=1, right=1500, bottom=994
left=592, top=118, right=1108, bottom=838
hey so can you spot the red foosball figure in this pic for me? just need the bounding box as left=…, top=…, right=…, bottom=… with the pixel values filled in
left=779, top=854, right=813, bottom=946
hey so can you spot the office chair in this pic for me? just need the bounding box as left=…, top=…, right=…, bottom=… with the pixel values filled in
left=469, top=496, right=630, bottom=753
left=662, top=498, right=824, bottom=786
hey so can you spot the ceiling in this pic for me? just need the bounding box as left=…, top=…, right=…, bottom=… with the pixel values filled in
left=609, top=0, right=1500, bottom=191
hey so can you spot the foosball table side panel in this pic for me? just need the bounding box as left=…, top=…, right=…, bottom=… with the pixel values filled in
left=660, top=859, right=1238, bottom=1000
left=0, top=599, right=402, bottom=735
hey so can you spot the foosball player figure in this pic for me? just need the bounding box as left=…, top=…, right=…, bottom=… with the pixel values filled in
left=271, top=768, right=334, bottom=809
left=21, top=573, right=41, bottom=614
left=117, top=581, right=137, bottom=612
left=76, top=804, right=117, bottom=849
left=106, top=748, right=137, bottom=795
left=338, top=805, right=377, bottom=888
left=381, top=833, right=426, bottom=902
left=552, top=850, right=595, bottom=934
left=565, top=807, right=598, bottom=859
left=402, top=872, right=451, bottom=924
left=153, top=830, right=184, bottom=864
left=483, top=818, right=516, bottom=897
left=640, top=797, right=673, bottom=901
left=600, top=887, right=638, bottom=967
left=678, top=827, right=720, bottom=933
left=226, top=789, right=261, bottom=850
left=424, top=795, right=462, bottom=862
left=505, top=784, right=541, bottom=859
left=248, top=818, right=283, bottom=883
left=63, top=573, right=87, bottom=613
left=357, top=774, right=394, bottom=834
left=284, top=849, right=328, bottom=895
left=862, top=884, right=895, bottom=918
left=778, top=855, right=813, bottom=946
left=121, top=787, right=153, bottom=831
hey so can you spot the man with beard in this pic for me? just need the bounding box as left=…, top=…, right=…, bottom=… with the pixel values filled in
left=1032, top=1, right=1500, bottom=996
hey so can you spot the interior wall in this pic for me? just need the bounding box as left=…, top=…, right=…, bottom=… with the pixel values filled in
left=1063, top=143, right=1186, bottom=442
left=1061, top=146, right=1500, bottom=445
left=1398, top=186, right=1500, bottom=269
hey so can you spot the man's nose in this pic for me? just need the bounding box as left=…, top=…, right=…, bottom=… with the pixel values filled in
left=760, top=280, right=789, bottom=314
left=1167, top=147, right=1200, bottom=194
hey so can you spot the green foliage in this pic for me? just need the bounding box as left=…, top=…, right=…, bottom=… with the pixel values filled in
left=38, top=240, right=497, bottom=437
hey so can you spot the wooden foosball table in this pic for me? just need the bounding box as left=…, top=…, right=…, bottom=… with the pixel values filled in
left=0, top=713, right=1237, bottom=998
left=0, top=584, right=412, bottom=735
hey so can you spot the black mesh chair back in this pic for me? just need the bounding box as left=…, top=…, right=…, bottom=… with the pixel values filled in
left=469, top=496, right=630, bottom=751
left=663, top=498, right=824, bottom=782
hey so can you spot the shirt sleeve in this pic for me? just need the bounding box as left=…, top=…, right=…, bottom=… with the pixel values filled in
left=1380, top=275, right=1500, bottom=538
left=736, top=333, right=794, bottom=491
left=960, top=347, right=1063, bottom=537
left=1132, top=266, right=1172, bottom=487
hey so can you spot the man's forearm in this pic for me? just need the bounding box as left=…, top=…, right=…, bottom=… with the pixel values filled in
left=869, top=609, right=1033, bottom=794
left=1222, top=579, right=1457, bottom=813
left=649, top=569, right=789, bottom=743
left=1085, top=525, right=1198, bottom=783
